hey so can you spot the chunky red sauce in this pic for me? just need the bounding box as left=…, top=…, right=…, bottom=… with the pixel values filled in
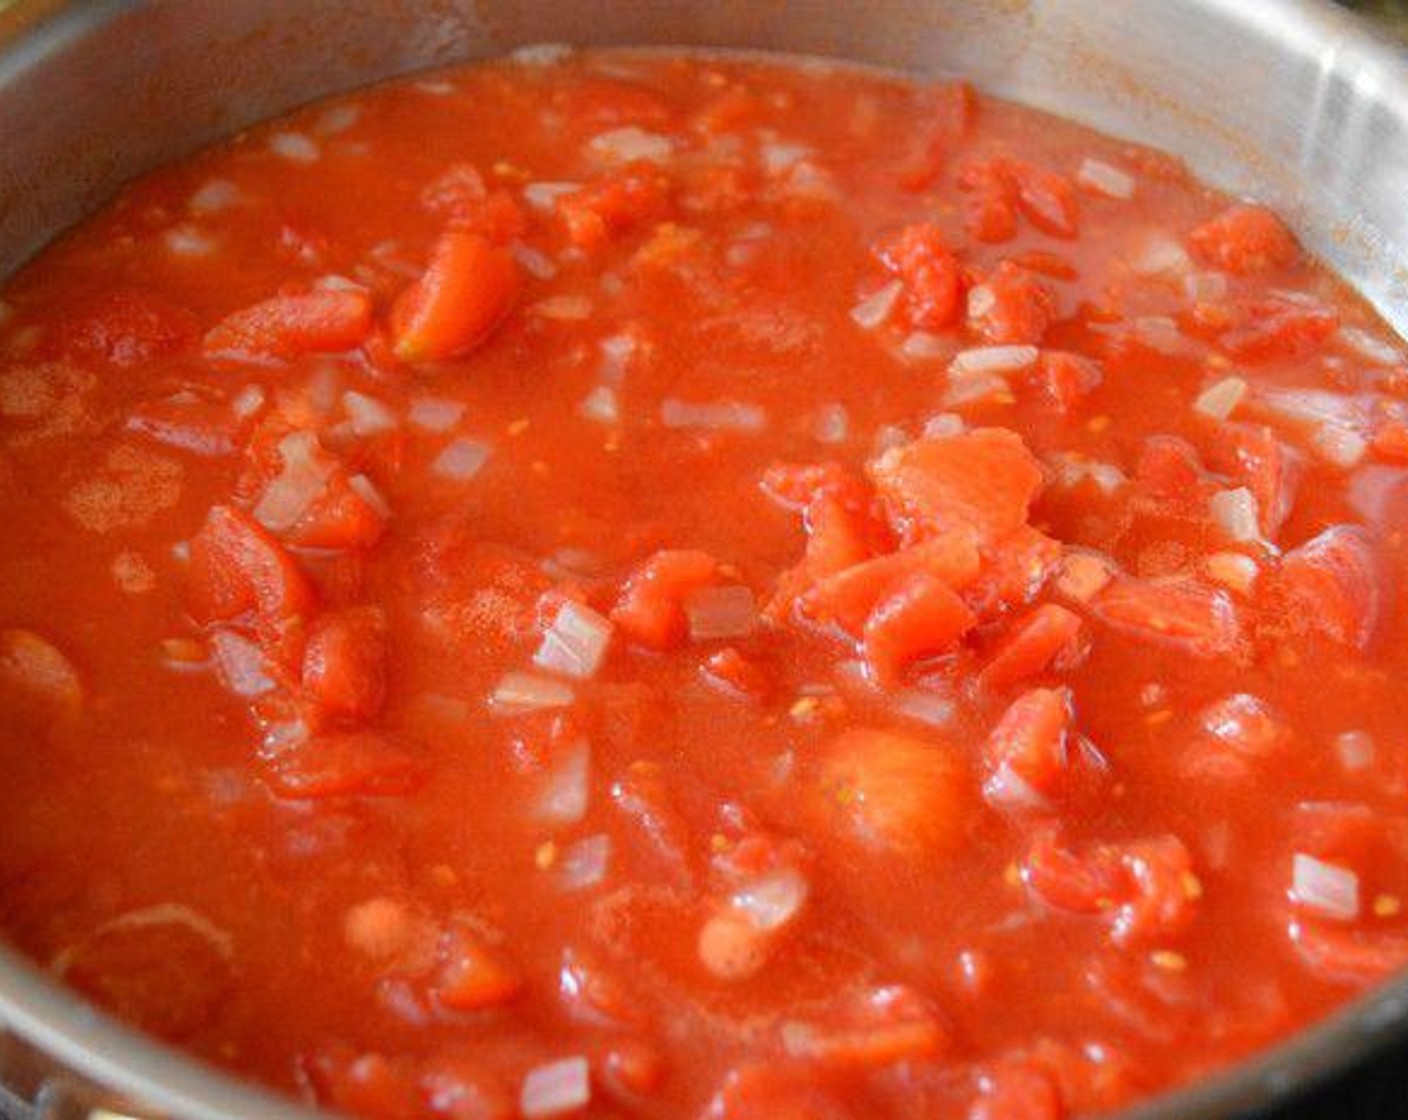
left=2, top=48, right=1408, bottom=1120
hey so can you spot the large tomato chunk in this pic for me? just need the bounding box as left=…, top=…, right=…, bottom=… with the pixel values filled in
left=818, top=728, right=969, bottom=858
left=982, top=687, right=1073, bottom=810
left=204, top=291, right=372, bottom=359
left=802, top=537, right=980, bottom=636
left=1091, top=577, right=1241, bottom=658
left=611, top=549, right=722, bottom=651
left=869, top=428, right=1045, bottom=548
left=861, top=571, right=976, bottom=685
left=1209, top=424, right=1302, bottom=539
left=1187, top=204, right=1300, bottom=274
left=188, top=505, right=315, bottom=632
left=874, top=223, right=965, bottom=330
left=391, top=231, right=520, bottom=362
left=978, top=604, right=1084, bottom=693
left=1278, top=524, right=1384, bottom=650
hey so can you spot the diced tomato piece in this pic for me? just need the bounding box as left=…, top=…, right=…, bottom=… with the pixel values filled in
left=1134, top=435, right=1211, bottom=510
left=970, top=262, right=1057, bottom=345
left=1024, top=832, right=1198, bottom=946
left=126, top=396, right=243, bottom=457
left=1278, top=524, right=1384, bottom=650
left=870, top=428, right=1045, bottom=547
left=204, top=290, right=373, bottom=359
left=982, top=687, right=1072, bottom=808
left=611, top=759, right=696, bottom=884
left=862, top=571, right=976, bottom=684
left=421, top=162, right=527, bottom=243
left=1183, top=693, right=1291, bottom=780
left=391, top=231, right=519, bottom=362
left=53, top=288, right=199, bottom=368
left=1370, top=401, right=1408, bottom=463
left=701, top=647, right=770, bottom=702
left=559, top=947, right=644, bottom=1027
left=602, top=1040, right=665, bottom=1099
left=803, top=494, right=886, bottom=579
left=783, top=984, right=950, bottom=1070
left=760, top=460, right=869, bottom=512
left=970, top=1062, right=1064, bottom=1120
left=1188, top=204, right=1300, bottom=274
left=818, top=728, right=969, bottom=857
left=1197, top=296, right=1337, bottom=363
left=1091, top=577, right=1241, bottom=658
left=433, top=927, right=524, bottom=1011
left=1289, top=918, right=1408, bottom=983
left=802, top=536, right=981, bottom=635
left=301, top=607, right=387, bottom=724
left=188, top=505, right=315, bottom=632
left=874, top=223, right=965, bottom=330
left=978, top=605, right=1084, bottom=693
left=265, top=731, right=424, bottom=799
left=286, top=472, right=388, bottom=551
left=1209, top=424, right=1302, bottom=539
left=701, top=1065, right=851, bottom=1120
left=897, top=81, right=976, bottom=191
left=305, top=1049, right=425, bottom=1120
left=557, top=163, right=670, bottom=250
left=958, top=159, right=1020, bottom=243
left=611, top=549, right=722, bottom=651
left=1033, top=351, right=1102, bottom=413
left=969, top=526, right=1064, bottom=615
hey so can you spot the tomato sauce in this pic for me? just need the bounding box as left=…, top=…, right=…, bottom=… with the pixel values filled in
left=2, top=48, right=1407, bottom=1120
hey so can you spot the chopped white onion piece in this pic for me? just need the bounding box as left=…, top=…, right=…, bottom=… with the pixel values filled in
left=556, top=834, right=612, bottom=892
left=1129, top=315, right=1185, bottom=353
left=966, top=284, right=996, bottom=319
left=1052, top=454, right=1127, bottom=495
left=432, top=437, right=492, bottom=481
left=922, top=412, right=966, bottom=439
left=1205, top=551, right=1259, bottom=594
left=943, top=370, right=1004, bottom=406
left=414, top=79, right=456, bottom=95
left=1194, top=375, right=1248, bottom=420
left=889, top=688, right=957, bottom=728
left=1334, top=730, right=1376, bottom=772
left=489, top=671, right=575, bottom=715
left=534, top=601, right=613, bottom=679
left=268, top=131, right=319, bottom=163
left=535, top=741, right=592, bottom=826
left=983, top=762, right=1050, bottom=812
left=1076, top=157, right=1135, bottom=200
left=342, top=390, right=397, bottom=436
left=511, top=42, right=573, bottom=64
left=408, top=397, right=466, bottom=432
left=661, top=399, right=766, bottom=433
left=524, top=181, right=582, bottom=211
left=1210, top=487, right=1261, bottom=543
left=1183, top=271, right=1229, bottom=302
left=315, top=274, right=368, bottom=293
left=1056, top=551, right=1115, bottom=602
left=532, top=295, right=593, bottom=321
left=1312, top=424, right=1368, bottom=469
left=1291, top=853, right=1360, bottom=922
left=230, top=385, right=265, bottom=420
left=684, top=585, right=758, bottom=641
left=732, top=867, right=809, bottom=931
left=1257, top=387, right=1362, bottom=429
left=849, top=280, right=903, bottom=330
left=210, top=630, right=274, bottom=697
left=579, top=385, right=620, bottom=425
left=589, top=126, right=674, bottom=164
left=512, top=243, right=558, bottom=279
left=899, top=331, right=952, bottom=362
left=811, top=403, right=849, bottom=444
left=315, top=103, right=361, bottom=135
left=760, top=139, right=813, bottom=176
left=1337, top=326, right=1402, bottom=366
left=189, top=178, right=243, bottom=214
left=347, top=473, right=391, bottom=518
left=520, top=1056, right=591, bottom=1118
left=599, top=332, right=639, bottom=382
left=253, top=431, right=332, bottom=531
left=164, top=225, right=215, bottom=257
left=1129, top=234, right=1192, bottom=277
left=950, top=345, right=1039, bottom=376
left=873, top=424, right=910, bottom=453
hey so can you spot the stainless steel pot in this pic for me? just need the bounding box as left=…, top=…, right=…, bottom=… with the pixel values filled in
left=1, top=2, right=1407, bottom=1118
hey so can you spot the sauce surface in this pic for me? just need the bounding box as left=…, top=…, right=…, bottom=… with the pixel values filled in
left=2, top=48, right=1408, bottom=1120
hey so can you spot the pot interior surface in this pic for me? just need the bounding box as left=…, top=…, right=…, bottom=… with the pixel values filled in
left=0, top=2, right=1407, bottom=1120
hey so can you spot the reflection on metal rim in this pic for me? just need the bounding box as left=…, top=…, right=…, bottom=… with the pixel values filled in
left=1, top=2, right=1407, bottom=1118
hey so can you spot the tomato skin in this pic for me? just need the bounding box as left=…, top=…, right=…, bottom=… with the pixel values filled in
left=862, top=571, right=975, bottom=685
left=1278, top=524, right=1384, bottom=650
left=302, top=607, right=387, bottom=724
left=188, top=505, right=315, bottom=634
left=874, top=223, right=965, bottom=330
left=1188, top=204, right=1299, bottom=274
left=611, top=549, right=722, bottom=651
left=204, top=290, right=373, bottom=359
left=391, top=231, right=520, bottom=362
left=978, top=604, right=1084, bottom=694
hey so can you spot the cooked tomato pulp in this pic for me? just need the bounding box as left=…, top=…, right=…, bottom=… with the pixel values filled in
left=2, top=48, right=1407, bottom=1120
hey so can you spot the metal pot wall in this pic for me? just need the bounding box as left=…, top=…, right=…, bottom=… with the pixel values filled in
left=1, top=2, right=1407, bottom=1118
